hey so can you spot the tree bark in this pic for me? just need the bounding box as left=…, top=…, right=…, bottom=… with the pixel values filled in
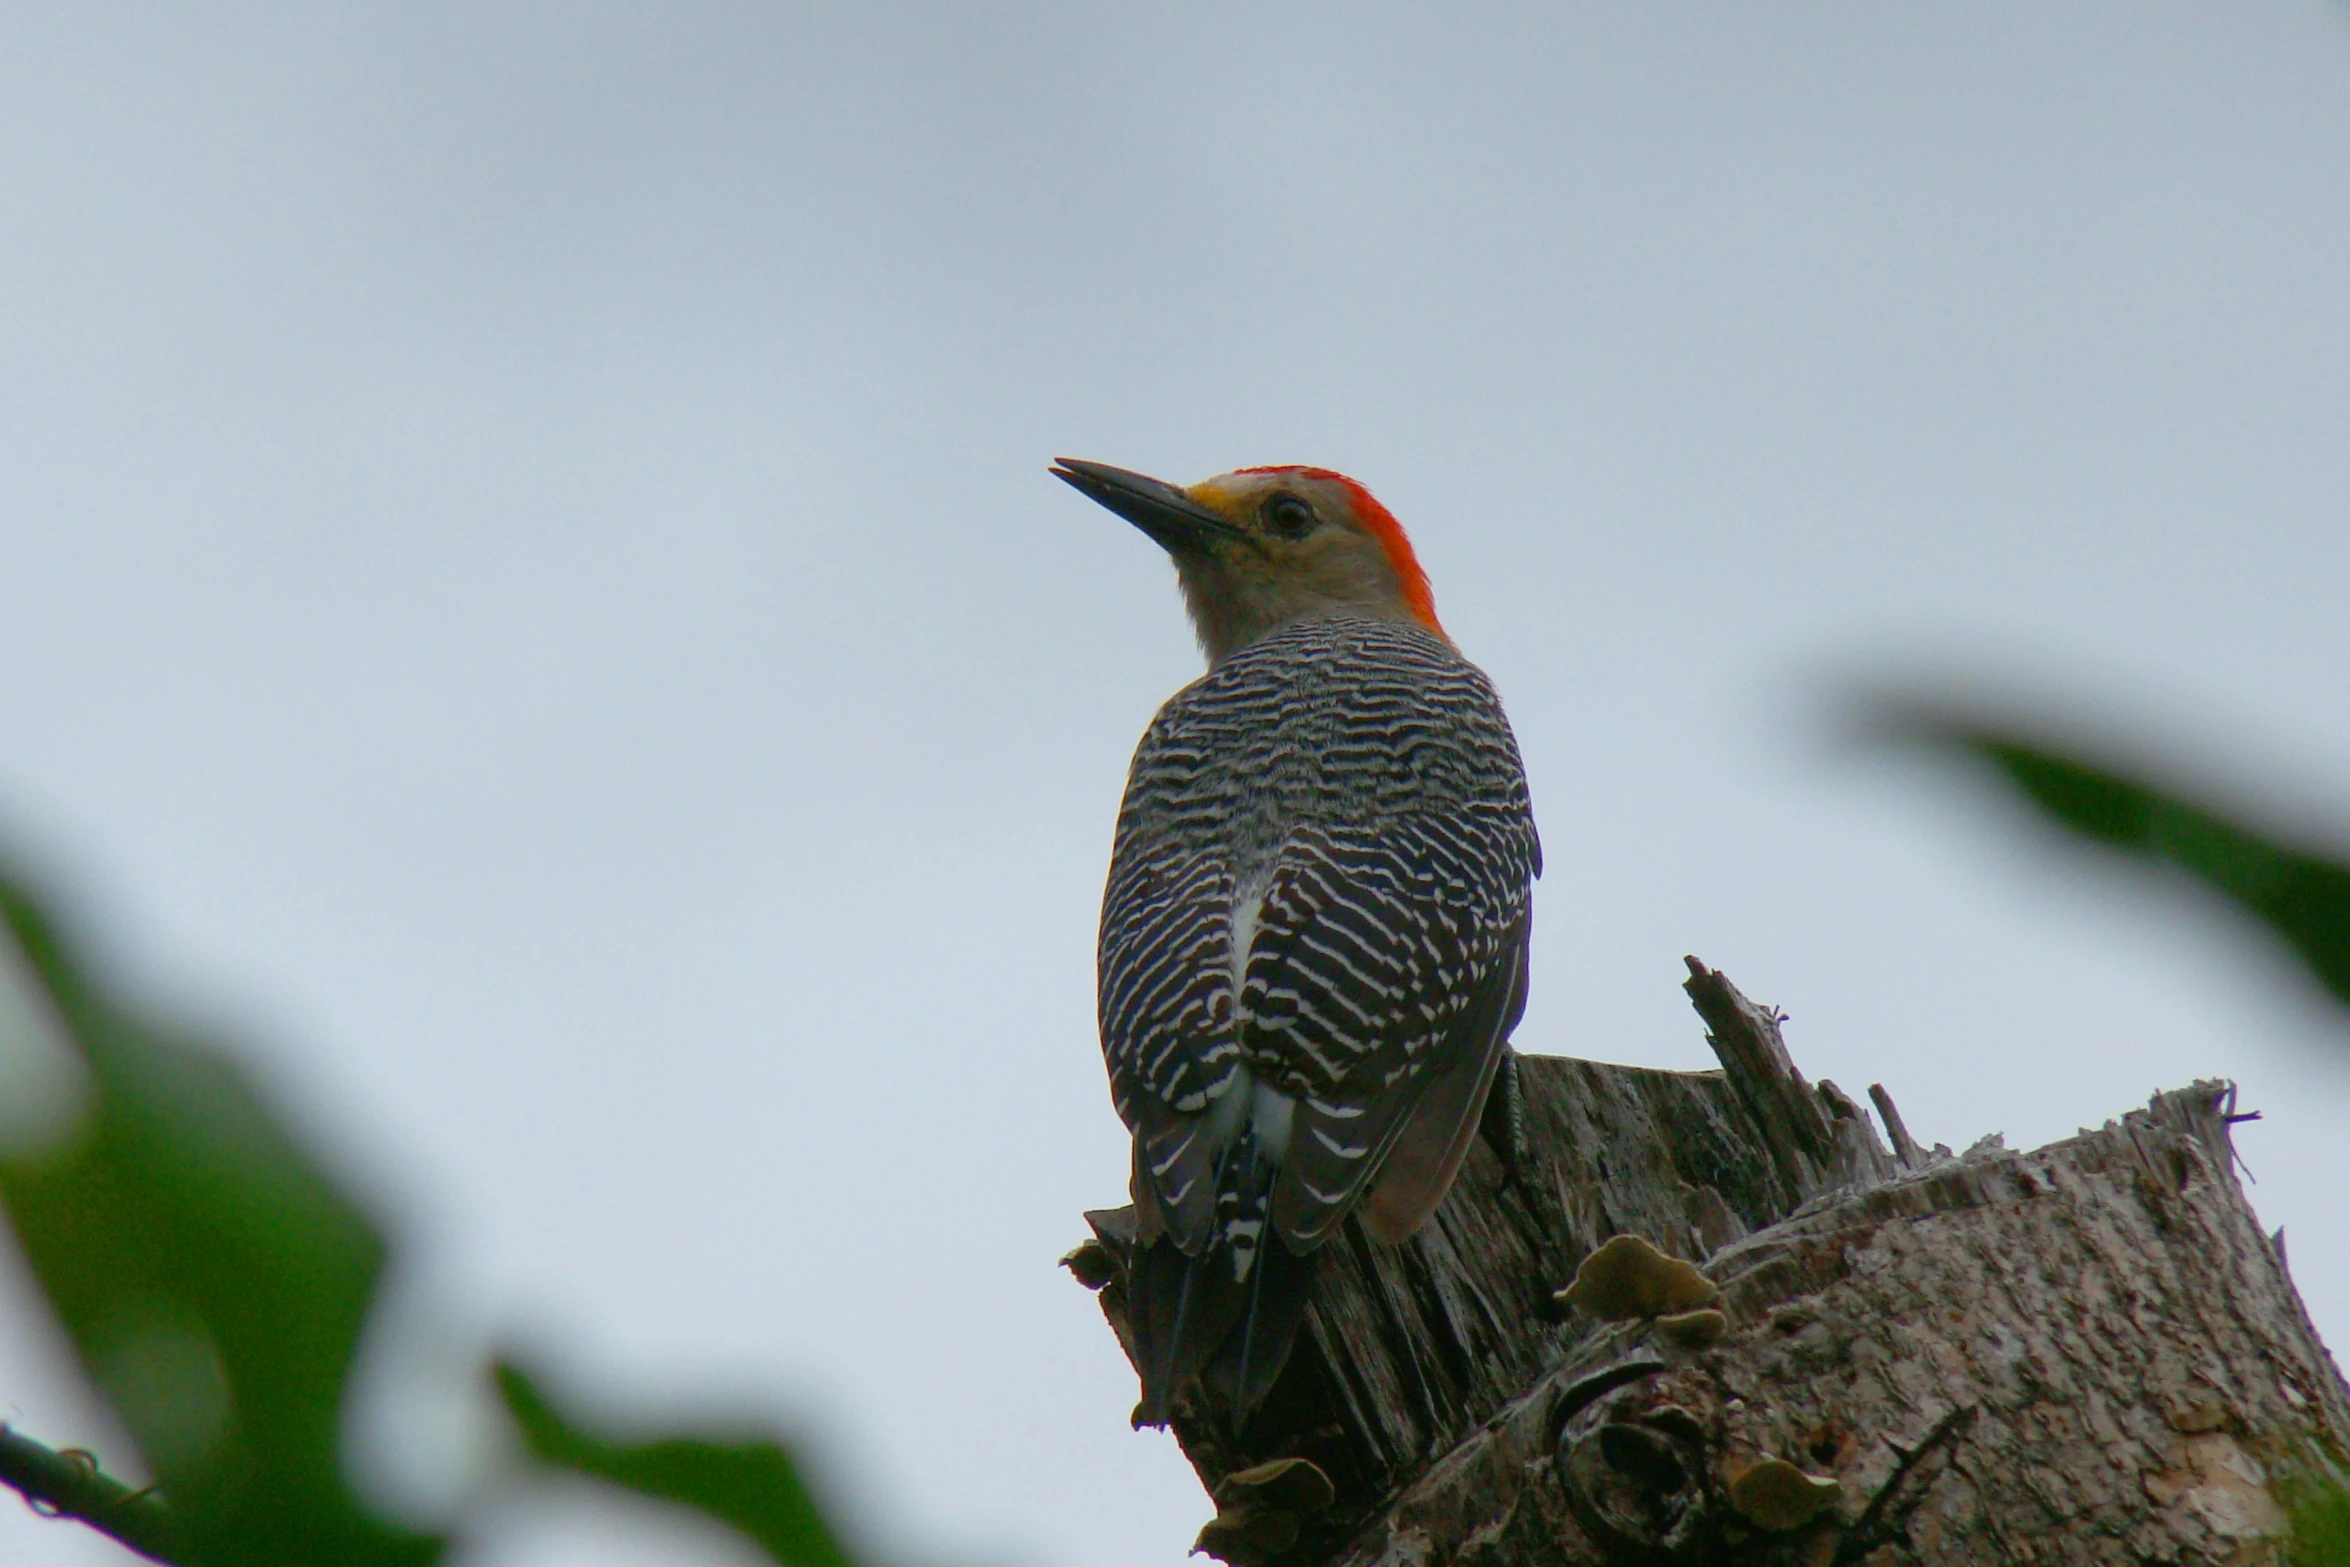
left=1066, top=959, right=2350, bottom=1566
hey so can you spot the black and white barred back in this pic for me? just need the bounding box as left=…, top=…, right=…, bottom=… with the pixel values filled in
left=1099, top=614, right=1540, bottom=1422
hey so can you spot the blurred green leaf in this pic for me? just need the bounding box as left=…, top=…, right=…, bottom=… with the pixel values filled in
left=0, top=862, right=440, bottom=1566
left=2293, top=1481, right=2350, bottom=1566
left=1881, top=711, right=2350, bottom=1009
left=495, top=1360, right=856, bottom=1567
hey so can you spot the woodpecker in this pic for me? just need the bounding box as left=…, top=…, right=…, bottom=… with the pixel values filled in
left=1053, top=458, right=1540, bottom=1428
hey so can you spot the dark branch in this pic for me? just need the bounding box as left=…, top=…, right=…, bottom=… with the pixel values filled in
left=0, top=1424, right=185, bottom=1564
left=1833, top=1403, right=1980, bottom=1564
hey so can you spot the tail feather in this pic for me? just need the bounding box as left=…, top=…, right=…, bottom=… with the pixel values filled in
left=1127, top=1137, right=1315, bottom=1428
left=1202, top=1239, right=1313, bottom=1417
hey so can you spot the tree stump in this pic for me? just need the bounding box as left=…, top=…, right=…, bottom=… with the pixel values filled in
left=1064, top=959, right=2350, bottom=1565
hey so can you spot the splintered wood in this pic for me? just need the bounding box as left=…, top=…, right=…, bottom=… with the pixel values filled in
left=1066, top=959, right=2350, bottom=1565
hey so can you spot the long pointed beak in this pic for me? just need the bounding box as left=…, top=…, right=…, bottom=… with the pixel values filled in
left=1051, top=458, right=1241, bottom=554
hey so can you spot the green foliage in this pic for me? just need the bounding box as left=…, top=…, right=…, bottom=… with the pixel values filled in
left=1880, top=709, right=2350, bottom=1013
left=0, top=859, right=861, bottom=1566
left=496, top=1362, right=856, bottom=1567
left=0, top=864, right=439, bottom=1567
left=2290, top=1480, right=2350, bottom=1566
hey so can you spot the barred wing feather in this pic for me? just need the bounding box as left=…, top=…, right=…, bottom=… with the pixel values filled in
left=1249, top=817, right=1537, bottom=1247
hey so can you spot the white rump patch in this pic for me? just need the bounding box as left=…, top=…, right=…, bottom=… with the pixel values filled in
left=1250, top=1078, right=1295, bottom=1160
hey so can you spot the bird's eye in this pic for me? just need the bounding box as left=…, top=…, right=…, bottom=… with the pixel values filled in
left=1263, top=493, right=1318, bottom=539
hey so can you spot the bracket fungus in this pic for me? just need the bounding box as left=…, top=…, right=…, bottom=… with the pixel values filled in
left=1727, top=1457, right=1843, bottom=1531
left=1214, top=1457, right=1336, bottom=1515
left=1655, top=1307, right=1728, bottom=1348
left=1557, top=1234, right=1720, bottom=1321
left=1193, top=1506, right=1300, bottom=1563
left=1058, top=1238, right=1116, bottom=1291
left=1192, top=1457, right=1336, bottom=1566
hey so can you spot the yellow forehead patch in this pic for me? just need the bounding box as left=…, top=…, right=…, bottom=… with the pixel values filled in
left=1183, top=472, right=1270, bottom=522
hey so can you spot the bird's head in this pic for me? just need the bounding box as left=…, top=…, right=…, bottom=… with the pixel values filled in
left=1052, top=459, right=1441, bottom=665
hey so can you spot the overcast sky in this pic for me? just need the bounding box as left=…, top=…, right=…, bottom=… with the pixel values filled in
left=5, top=6, right=2350, bottom=1565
